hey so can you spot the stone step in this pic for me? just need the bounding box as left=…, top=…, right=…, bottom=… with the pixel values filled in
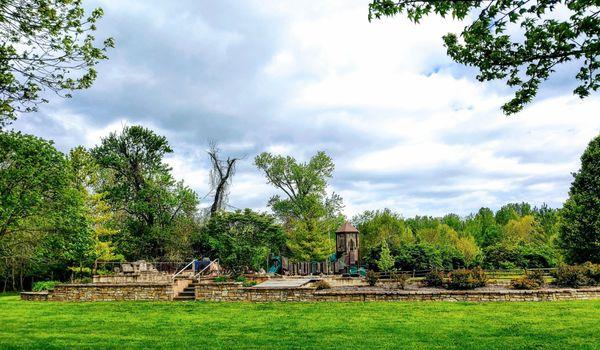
left=173, top=297, right=195, bottom=301
left=179, top=291, right=195, bottom=296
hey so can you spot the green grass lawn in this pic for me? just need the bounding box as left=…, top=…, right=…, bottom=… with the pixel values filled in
left=1, top=294, right=599, bottom=349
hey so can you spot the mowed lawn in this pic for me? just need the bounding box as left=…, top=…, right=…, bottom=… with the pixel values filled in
left=1, top=294, right=599, bottom=349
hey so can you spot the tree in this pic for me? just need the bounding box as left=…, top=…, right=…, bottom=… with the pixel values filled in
left=255, top=151, right=342, bottom=221
left=353, top=209, right=414, bottom=257
left=560, top=134, right=600, bottom=263
left=91, top=125, right=199, bottom=259
left=285, top=216, right=342, bottom=262
left=376, top=240, right=395, bottom=272
left=533, top=203, right=560, bottom=240
left=368, top=0, right=600, bottom=114
left=465, top=207, right=501, bottom=247
left=393, top=242, right=443, bottom=271
left=483, top=242, right=560, bottom=269
left=442, top=213, right=465, bottom=232
left=204, top=209, right=285, bottom=276
left=67, top=147, right=122, bottom=266
left=255, top=151, right=343, bottom=260
left=416, top=223, right=482, bottom=267
left=207, top=142, right=239, bottom=216
left=502, top=215, right=547, bottom=245
left=0, top=132, right=94, bottom=289
left=0, top=131, right=69, bottom=238
left=0, top=0, right=114, bottom=127
left=495, top=202, right=532, bottom=225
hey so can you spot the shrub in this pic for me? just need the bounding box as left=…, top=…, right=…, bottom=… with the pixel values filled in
left=581, top=262, right=600, bottom=285
left=95, top=269, right=114, bottom=276
left=553, top=263, right=600, bottom=287
left=511, top=270, right=546, bottom=290
left=390, top=272, right=410, bottom=290
left=234, top=276, right=247, bottom=283
left=214, top=276, right=228, bottom=282
left=314, top=280, right=332, bottom=290
left=32, top=281, right=60, bottom=292
left=393, top=243, right=443, bottom=271
left=483, top=243, right=559, bottom=269
left=423, top=269, right=445, bottom=287
left=366, top=270, right=378, bottom=286
left=68, top=266, right=92, bottom=277
left=553, top=264, right=588, bottom=288
left=447, top=267, right=487, bottom=290
left=242, top=280, right=257, bottom=287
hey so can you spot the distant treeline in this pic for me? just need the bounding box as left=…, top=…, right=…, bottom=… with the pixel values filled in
left=1, top=127, right=599, bottom=291
left=354, top=204, right=561, bottom=271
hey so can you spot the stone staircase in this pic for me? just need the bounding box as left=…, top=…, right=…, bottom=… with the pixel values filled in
left=172, top=275, right=217, bottom=301
left=173, top=279, right=197, bottom=301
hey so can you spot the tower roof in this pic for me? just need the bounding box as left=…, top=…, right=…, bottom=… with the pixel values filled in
left=336, top=221, right=359, bottom=233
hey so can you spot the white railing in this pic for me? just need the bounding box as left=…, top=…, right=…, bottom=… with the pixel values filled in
left=172, top=260, right=195, bottom=279
left=194, top=259, right=219, bottom=278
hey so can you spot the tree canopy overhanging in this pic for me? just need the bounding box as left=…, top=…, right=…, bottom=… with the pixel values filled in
left=0, top=0, right=114, bottom=127
left=368, top=0, right=600, bottom=115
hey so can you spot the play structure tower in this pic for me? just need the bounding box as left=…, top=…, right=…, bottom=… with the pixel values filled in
left=335, top=221, right=360, bottom=273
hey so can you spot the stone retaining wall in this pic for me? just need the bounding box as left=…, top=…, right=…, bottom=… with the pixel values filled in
left=92, top=273, right=172, bottom=284
left=20, top=291, right=49, bottom=301
left=195, top=283, right=600, bottom=302
left=25, top=283, right=174, bottom=301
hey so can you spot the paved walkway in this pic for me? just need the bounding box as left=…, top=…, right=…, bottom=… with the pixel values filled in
left=253, top=278, right=314, bottom=289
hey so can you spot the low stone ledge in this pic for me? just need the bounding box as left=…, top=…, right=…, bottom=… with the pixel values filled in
left=58, top=283, right=171, bottom=287
left=27, top=283, right=175, bottom=301
left=195, top=283, right=600, bottom=302
left=20, top=291, right=49, bottom=301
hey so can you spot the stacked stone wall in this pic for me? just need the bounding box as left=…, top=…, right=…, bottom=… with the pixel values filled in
left=92, top=273, right=172, bottom=284
left=20, top=292, right=49, bottom=301
left=21, top=282, right=600, bottom=302
left=37, top=283, right=173, bottom=301
left=195, top=283, right=600, bottom=302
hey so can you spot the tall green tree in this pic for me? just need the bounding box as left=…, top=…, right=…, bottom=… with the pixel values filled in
left=465, top=207, right=500, bottom=247
left=533, top=203, right=560, bottom=241
left=0, top=131, right=69, bottom=238
left=91, top=125, right=199, bottom=259
left=560, top=134, right=600, bottom=263
left=502, top=215, right=547, bottom=245
left=416, top=223, right=482, bottom=267
left=353, top=209, right=414, bottom=257
left=495, top=203, right=532, bottom=226
left=67, top=147, right=122, bottom=265
left=255, top=151, right=343, bottom=261
left=368, top=0, right=600, bottom=114
left=0, top=131, right=93, bottom=289
left=204, top=209, right=285, bottom=276
left=376, top=240, right=395, bottom=272
left=255, top=151, right=342, bottom=221
left=0, top=0, right=114, bottom=127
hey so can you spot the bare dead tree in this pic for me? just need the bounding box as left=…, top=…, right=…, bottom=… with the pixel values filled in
left=208, top=141, right=240, bottom=216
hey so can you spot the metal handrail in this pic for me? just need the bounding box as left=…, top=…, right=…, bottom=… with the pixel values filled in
left=194, top=259, right=219, bottom=278
left=172, top=260, right=195, bottom=279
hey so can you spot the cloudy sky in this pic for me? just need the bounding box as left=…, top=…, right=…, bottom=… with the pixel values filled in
left=12, top=0, right=600, bottom=218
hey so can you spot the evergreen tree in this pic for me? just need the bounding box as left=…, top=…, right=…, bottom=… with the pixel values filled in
left=376, top=241, right=395, bottom=272
left=560, top=134, right=600, bottom=263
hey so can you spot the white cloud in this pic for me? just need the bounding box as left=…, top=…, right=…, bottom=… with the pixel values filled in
left=12, top=0, right=600, bottom=218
